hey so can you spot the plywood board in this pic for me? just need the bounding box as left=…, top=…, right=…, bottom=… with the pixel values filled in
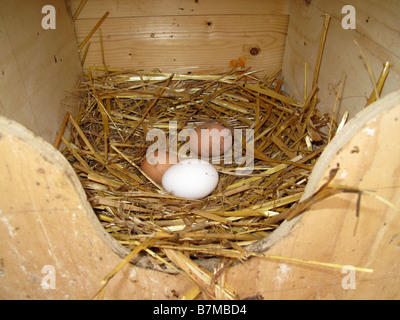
left=70, top=0, right=290, bottom=75
left=69, top=0, right=291, bottom=18
left=0, top=0, right=82, bottom=143
left=282, top=0, right=400, bottom=120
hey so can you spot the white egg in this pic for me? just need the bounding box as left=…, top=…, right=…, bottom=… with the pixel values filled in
left=162, top=158, right=219, bottom=199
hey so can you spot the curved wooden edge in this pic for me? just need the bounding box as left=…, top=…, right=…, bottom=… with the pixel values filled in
left=303, top=89, right=400, bottom=197
left=245, top=90, right=400, bottom=254
left=225, top=89, right=400, bottom=299
left=0, top=116, right=191, bottom=299
left=0, top=116, right=126, bottom=257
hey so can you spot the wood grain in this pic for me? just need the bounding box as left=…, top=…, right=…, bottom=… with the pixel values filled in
left=70, top=0, right=290, bottom=74
left=74, top=14, right=289, bottom=74
left=69, top=0, right=291, bottom=18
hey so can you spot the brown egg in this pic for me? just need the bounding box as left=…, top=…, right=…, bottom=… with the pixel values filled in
left=189, top=123, right=233, bottom=157
left=141, top=150, right=178, bottom=184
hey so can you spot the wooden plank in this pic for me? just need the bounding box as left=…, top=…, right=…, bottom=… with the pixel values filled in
left=0, top=0, right=82, bottom=143
left=282, top=0, right=400, bottom=120
left=75, top=14, right=289, bottom=74
left=69, top=0, right=291, bottom=18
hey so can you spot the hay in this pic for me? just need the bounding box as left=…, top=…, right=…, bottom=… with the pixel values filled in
left=60, top=67, right=334, bottom=269
left=59, top=13, right=341, bottom=299
left=57, top=10, right=388, bottom=299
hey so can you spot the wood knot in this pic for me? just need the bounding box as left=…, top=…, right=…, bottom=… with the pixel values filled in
left=249, top=47, right=260, bottom=56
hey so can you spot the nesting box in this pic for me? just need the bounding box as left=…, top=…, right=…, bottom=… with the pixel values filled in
left=1, top=0, right=400, bottom=300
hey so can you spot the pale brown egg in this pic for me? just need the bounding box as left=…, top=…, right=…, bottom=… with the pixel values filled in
left=141, top=150, right=178, bottom=185
left=189, top=123, right=233, bottom=157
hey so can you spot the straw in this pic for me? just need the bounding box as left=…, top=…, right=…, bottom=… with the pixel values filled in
left=59, top=9, right=397, bottom=298
left=78, top=11, right=109, bottom=51
left=354, top=40, right=380, bottom=101
left=365, top=61, right=390, bottom=107
left=72, top=0, right=88, bottom=21
left=60, top=14, right=349, bottom=295
left=59, top=64, right=340, bottom=297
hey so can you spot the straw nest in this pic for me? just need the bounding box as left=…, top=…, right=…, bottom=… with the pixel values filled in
left=59, top=67, right=334, bottom=275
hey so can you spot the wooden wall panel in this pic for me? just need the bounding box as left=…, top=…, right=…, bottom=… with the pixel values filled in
left=0, top=0, right=82, bottom=143
left=70, top=0, right=291, bottom=18
left=282, top=0, right=400, bottom=119
left=69, top=0, right=291, bottom=75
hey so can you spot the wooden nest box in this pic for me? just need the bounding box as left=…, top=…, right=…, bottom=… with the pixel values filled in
left=1, top=0, right=400, bottom=299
